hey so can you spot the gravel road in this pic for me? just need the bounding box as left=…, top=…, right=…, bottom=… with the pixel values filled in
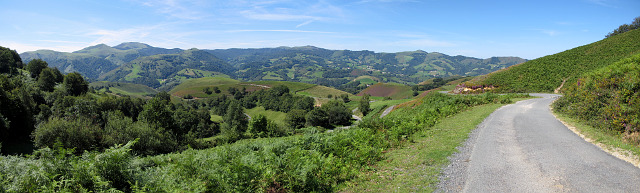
left=438, top=94, right=640, bottom=192
left=380, top=105, right=395, bottom=118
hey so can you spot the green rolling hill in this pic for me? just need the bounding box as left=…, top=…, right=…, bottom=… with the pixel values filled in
left=20, top=42, right=182, bottom=80
left=476, top=29, right=640, bottom=93
left=21, top=43, right=526, bottom=92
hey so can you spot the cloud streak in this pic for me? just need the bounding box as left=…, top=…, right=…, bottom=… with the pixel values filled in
left=227, top=29, right=335, bottom=34
left=134, top=0, right=210, bottom=20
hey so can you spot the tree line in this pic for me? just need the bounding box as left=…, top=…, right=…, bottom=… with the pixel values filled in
left=606, top=16, right=640, bottom=38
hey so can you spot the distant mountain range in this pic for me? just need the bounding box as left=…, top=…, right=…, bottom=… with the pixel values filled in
left=20, top=42, right=526, bottom=90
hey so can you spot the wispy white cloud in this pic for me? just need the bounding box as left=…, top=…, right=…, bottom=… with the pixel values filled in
left=133, top=0, right=210, bottom=20
left=2, top=41, right=86, bottom=53
left=395, top=38, right=457, bottom=47
left=532, top=29, right=561, bottom=36
left=87, top=25, right=162, bottom=45
left=296, top=20, right=315, bottom=28
left=237, top=0, right=344, bottom=27
left=356, top=0, right=418, bottom=4
left=36, top=40, right=88, bottom=44
left=227, top=29, right=335, bottom=34
left=585, top=0, right=617, bottom=8
left=240, top=10, right=326, bottom=21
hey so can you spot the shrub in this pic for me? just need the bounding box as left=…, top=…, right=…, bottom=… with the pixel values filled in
left=32, top=117, right=101, bottom=152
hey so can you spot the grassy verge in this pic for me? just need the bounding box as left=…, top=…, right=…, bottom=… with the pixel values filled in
left=552, top=111, right=640, bottom=167
left=339, top=103, right=506, bottom=192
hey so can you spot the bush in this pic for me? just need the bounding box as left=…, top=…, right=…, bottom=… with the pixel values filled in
left=32, top=117, right=101, bottom=152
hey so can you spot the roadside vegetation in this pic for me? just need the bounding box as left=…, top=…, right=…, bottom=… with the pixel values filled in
left=553, top=53, right=640, bottom=149
left=340, top=102, right=514, bottom=192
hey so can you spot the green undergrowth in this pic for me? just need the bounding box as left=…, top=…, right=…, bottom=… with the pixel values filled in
left=553, top=54, right=640, bottom=145
left=0, top=93, right=529, bottom=192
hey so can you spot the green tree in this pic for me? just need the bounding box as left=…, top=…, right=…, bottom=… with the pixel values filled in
left=323, top=100, right=351, bottom=126
left=203, top=87, right=212, bottom=95
left=305, top=108, right=329, bottom=128
left=103, top=111, right=176, bottom=155
left=340, top=94, right=350, bottom=103
left=0, top=46, right=23, bottom=74
left=606, top=16, right=640, bottom=38
left=247, top=114, right=268, bottom=138
left=221, top=100, right=248, bottom=141
left=37, top=68, right=58, bottom=92
left=359, top=94, right=371, bottom=116
left=0, top=75, right=36, bottom=149
left=51, top=67, right=64, bottom=83
left=63, top=72, right=89, bottom=96
left=285, top=109, right=307, bottom=129
left=138, top=96, right=174, bottom=131
left=26, top=59, right=48, bottom=79
left=32, top=117, right=101, bottom=152
left=155, top=91, right=171, bottom=102
left=293, top=97, right=315, bottom=111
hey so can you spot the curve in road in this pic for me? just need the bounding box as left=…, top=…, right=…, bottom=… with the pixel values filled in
left=438, top=94, right=640, bottom=192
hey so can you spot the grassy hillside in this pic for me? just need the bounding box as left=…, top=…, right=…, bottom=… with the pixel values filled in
left=169, top=79, right=321, bottom=99
left=21, top=43, right=182, bottom=79
left=296, top=85, right=352, bottom=98
left=102, top=49, right=236, bottom=88
left=248, top=81, right=315, bottom=92
left=357, top=83, right=414, bottom=99
left=353, top=75, right=379, bottom=85
left=245, top=106, right=288, bottom=127
left=168, top=77, right=241, bottom=98
left=90, top=81, right=158, bottom=98
left=477, top=29, right=640, bottom=93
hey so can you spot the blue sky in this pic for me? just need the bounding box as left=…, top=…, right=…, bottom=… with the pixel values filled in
left=1, top=0, right=638, bottom=59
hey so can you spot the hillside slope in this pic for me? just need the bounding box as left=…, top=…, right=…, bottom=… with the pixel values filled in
left=208, top=47, right=525, bottom=86
left=478, top=29, right=640, bottom=93
left=20, top=42, right=182, bottom=79
left=101, top=49, right=236, bottom=89
left=21, top=44, right=525, bottom=91
left=357, top=83, right=413, bottom=99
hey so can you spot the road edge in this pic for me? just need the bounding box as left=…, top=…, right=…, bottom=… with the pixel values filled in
left=549, top=100, right=640, bottom=169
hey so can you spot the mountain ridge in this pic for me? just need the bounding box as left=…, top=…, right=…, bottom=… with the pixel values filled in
left=20, top=43, right=527, bottom=91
